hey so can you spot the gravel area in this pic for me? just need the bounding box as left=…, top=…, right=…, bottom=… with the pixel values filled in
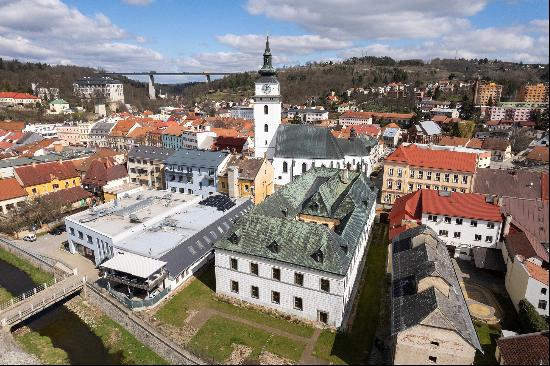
left=0, top=331, right=42, bottom=365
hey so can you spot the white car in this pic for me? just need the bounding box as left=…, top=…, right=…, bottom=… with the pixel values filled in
left=23, top=234, right=37, bottom=242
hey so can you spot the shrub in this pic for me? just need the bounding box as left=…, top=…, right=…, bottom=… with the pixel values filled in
left=518, top=299, right=549, bottom=333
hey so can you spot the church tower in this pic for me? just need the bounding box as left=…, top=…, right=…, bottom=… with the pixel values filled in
left=254, top=36, right=281, bottom=159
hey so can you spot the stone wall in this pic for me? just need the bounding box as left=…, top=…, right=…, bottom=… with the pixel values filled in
left=83, top=283, right=204, bottom=365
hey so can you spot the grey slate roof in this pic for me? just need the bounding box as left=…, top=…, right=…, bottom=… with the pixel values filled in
left=473, top=168, right=543, bottom=200
left=166, top=149, right=229, bottom=169
left=215, top=167, right=378, bottom=276
left=391, top=225, right=482, bottom=351
left=417, top=121, right=442, bottom=136
left=160, top=199, right=254, bottom=277
left=383, top=128, right=400, bottom=138
left=74, top=76, right=122, bottom=86
left=90, top=122, right=115, bottom=134
left=274, top=125, right=344, bottom=159
left=128, top=146, right=175, bottom=161
left=335, top=136, right=377, bottom=156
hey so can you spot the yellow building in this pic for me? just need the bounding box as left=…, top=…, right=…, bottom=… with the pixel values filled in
left=475, top=82, right=503, bottom=106
left=218, top=155, right=274, bottom=204
left=518, top=83, right=549, bottom=103
left=14, top=161, right=81, bottom=197
left=382, top=144, right=478, bottom=205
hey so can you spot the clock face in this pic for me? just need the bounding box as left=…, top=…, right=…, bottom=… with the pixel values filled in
left=262, top=84, right=272, bottom=94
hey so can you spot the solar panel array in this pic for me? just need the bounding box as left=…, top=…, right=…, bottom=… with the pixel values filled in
left=199, top=195, right=236, bottom=211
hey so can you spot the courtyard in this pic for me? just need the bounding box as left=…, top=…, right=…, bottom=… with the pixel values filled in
left=145, top=224, right=390, bottom=365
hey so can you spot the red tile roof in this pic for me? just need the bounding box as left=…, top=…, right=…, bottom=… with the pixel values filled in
left=389, top=190, right=422, bottom=240
left=526, top=146, right=549, bottom=163
left=14, top=161, right=79, bottom=187
left=0, top=178, right=27, bottom=201
left=386, top=144, right=477, bottom=173
left=542, top=173, right=548, bottom=201
left=421, top=190, right=502, bottom=222
left=43, top=186, right=92, bottom=206
left=82, top=159, right=127, bottom=187
left=341, top=111, right=414, bottom=120
left=0, top=121, right=25, bottom=131
left=0, top=92, right=39, bottom=100
left=497, top=332, right=549, bottom=365
left=213, top=136, right=247, bottom=153
left=524, top=260, right=549, bottom=285
left=505, top=229, right=549, bottom=264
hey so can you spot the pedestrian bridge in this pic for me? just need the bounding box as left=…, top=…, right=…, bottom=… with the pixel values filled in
left=0, top=275, right=86, bottom=329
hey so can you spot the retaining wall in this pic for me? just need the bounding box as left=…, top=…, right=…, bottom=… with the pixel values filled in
left=83, top=283, right=205, bottom=365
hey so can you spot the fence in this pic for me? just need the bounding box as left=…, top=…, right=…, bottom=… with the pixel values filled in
left=0, top=277, right=60, bottom=311
left=106, top=286, right=171, bottom=310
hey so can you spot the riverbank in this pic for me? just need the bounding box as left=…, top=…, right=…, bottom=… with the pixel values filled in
left=0, top=286, right=11, bottom=303
left=13, top=296, right=168, bottom=365
left=0, top=247, right=53, bottom=285
left=0, top=331, right=42, bottom=365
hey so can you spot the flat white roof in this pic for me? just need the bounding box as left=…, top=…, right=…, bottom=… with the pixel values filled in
left=100, top=252, right=166, bottom=278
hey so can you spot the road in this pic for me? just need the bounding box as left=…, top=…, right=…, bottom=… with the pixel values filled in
left=12, top=233, right=98, bottom=281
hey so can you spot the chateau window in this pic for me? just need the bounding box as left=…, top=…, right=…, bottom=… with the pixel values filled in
left=456, top=218, right=463, bottom=225
left=439, top=230, right=448, bottom=237
left=264, top=105, right=269, bottom=115
left=462, top=176, right=468, bottom=184
left=444, top=173, right=450, bottom=182
left=251, top=286, right=259, bottom=299
left=475, top=234, right=482, bottom=241
left=283, top=162, right=288, bottom=173
left=418, top=171, right=424, bottom=180
left=487, top=222, right=495, bottom=229
left=264, top=124, right=268, bottom=132
left=230, top=258, right=238, bottom=270
left=409, top=170, right=415, bottom=178
left=320, top=279, right=330, bottom=293
left=428, top=215, right=438, bottom=222
left=435, top=172, right=441, bottom=181
left=426, top=171, right=432, bottom=180
left=388, top=168, right=394, bottom=176
left=539, top=300, right=547, bottom=310
left=408, top=183, right=414, bottom=192
left=454, top=232, right=461, bottom=239
left=294, top=297, right=303, bottom=311
left=397, top=169, right=403, bottom=177
left=453, top=174, right=459, bottom=183
left=227, top=279, right=240, bottom=293
left=471, top=220, right=478, bottom=227
left=396, top=181, right=402, bottom=190
left=444, top=217, right=451, bottom=224
left=318, top=311, right=329, bottom=324
left=295, top=273, right=304, bottom=286
left=250, top=262, right=259, bottom=276
left=272, top=268, right=281, bottom=281
left=485, top=235, right=493, bottom=243
left=387, top=180, right=393, bottom=189
left=272, top=291, right=280, bottom=304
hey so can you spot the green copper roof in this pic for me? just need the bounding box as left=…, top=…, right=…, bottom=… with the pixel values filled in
left=50, top=99, right=68, bottom=105
left=259, top=36, right=277, bottom=76
left=214, top=167, right=378, bottom=275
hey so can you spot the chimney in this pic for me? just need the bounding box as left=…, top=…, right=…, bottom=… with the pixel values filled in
left=228, top=165, right=239, bottom=198
left=502, top=214, right=513, bottom=239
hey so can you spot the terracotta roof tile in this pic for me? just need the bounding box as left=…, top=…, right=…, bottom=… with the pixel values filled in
left=0, top=178, right=27, bottom=201
left=422, top=190, right=502, bottom=222
left=482, top=138, right=510, bottom=151
left=505, top=230, right=549, bottom=263
left=14, top=161, right=79, bottom=187
left=526, top=146, right=549, bottom=163
left=43, top=186, right=92, bottom=206
left=497, top=332, right=549, bottom=365
left=524, top=260, right=549, bottom=285
left=386, top=144, right=477, bottom=173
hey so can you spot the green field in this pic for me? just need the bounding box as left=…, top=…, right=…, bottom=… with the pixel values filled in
left=474, top=321, right=501, bottom=365
left=189, top=315, right=305, bottom=363
left=313, top=224, right=389, bottom=364
left=156, top=265, right=314, bottom=338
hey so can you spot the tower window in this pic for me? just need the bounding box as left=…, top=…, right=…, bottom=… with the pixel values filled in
left=264, top=105, right=269, bottom=115
left=283, top=161, right=288, bottom=173
left=264, top=124, right=268, bottom=132
left=302, top=162, right=307, bottom=173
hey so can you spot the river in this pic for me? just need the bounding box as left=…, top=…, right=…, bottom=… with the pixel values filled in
left=0, top=257, right=122, bottom=365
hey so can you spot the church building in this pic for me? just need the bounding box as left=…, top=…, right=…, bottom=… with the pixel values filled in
left=253, top=38, right=377, bottom=187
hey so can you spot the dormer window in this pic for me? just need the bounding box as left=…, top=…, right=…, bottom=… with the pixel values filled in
left=309, top=201, right=318, bottom=211
left=311, top=249, right=324, bottom=263
left=228, top=232, right=239, bottom=245
left=267, top=240, right=279, bottom=253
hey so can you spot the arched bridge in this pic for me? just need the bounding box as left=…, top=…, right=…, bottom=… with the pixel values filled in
left=100, top=71, right=238, bottom=100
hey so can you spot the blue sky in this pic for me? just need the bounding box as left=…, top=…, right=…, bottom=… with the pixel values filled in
left=0, top=0, right=548, bottom=82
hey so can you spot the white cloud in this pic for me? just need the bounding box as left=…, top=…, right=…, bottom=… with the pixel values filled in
left=177, top=51, right=291, bottom=73
left=245, top=0, right=485, bottom=40
left=0, top=0, right=164, bottom=71
left=217, top=34, right=352, bottom=55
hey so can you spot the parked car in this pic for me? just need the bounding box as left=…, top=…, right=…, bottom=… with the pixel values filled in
left=49, top=225, right=66, bottom=235
left=23, top=234, right=37, bottom=242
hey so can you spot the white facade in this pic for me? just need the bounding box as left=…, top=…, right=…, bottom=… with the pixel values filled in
left=23, top=123, right=62, bottom=138
left=230, top=106, right=254, bottom=120
left=339, top=114, right=373, bottom=126
left=215, top=202, right=376, bottom=328
left=73, top=77, right=124, bottom=103
left=56, top=123, right=81, bottom=145
left=273, top=156, right=372, bottom=186
left=254, top=80, right=281, bottom=159
left=420, top=213, right=502, bottom=258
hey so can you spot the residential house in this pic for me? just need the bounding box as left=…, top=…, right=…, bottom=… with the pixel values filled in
left=43, top=186, right=93, bottom=212
left=165, top=149, right=230, bottom=197
left=107, top=119, right=141, bottom=151
left=382, top=144, right=478, bottom=204
left=390, top=226, right=481, bottom=365
left=339, top=111, right=373, bottom=126
left=0, top=178, right=28, bottom=215
left=481, top=138, right=512, bottom=162
left=212, top=136, right=249, bottom=153
left=214, top=167, right=378, bottom=328
left=526, top=146, right=549, bottom=164
left=88, top=121, right=116, bottom=148
left=127, top=146, right=175, bottom=190
left=389, top=190, right=503, bottom=260
left=217, top=155, right=274, bottom=204
left=49, top=99, right=70, bottom=114
left=81, top=158, right=129, bottom=201
left=408, top=121, right=442, bottom=144
left=14, top=161, right=81, bottom=196
left=382, top=125, right=402, bottom=147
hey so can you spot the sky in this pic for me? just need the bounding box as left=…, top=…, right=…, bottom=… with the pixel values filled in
left=0, top=0, right=548, bottom=83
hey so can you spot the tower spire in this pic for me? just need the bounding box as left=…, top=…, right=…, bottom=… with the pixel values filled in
left=259, top=35, right=276, bottom=76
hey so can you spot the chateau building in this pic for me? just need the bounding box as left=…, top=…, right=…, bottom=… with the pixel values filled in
left=214, top=167, right=378, bottom=328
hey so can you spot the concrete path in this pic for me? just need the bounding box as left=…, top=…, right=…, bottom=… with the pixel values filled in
left=187, top=308, right=328, bottom=365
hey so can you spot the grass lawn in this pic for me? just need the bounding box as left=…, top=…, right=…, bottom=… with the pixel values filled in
left=189, top=315, right=305, bottom=363
left=156, top=264, right=314, bottom=338
left=474, top=321, right=501, bottom=365
left=312, top=223, right=389, bottom=365
left=0, top=247, right=53, bottom=285
left=16, top=330, right=70, bottom=365
left=93, top=316, right=168, bottom=365
left=0, top=286, right=12, bottom=303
